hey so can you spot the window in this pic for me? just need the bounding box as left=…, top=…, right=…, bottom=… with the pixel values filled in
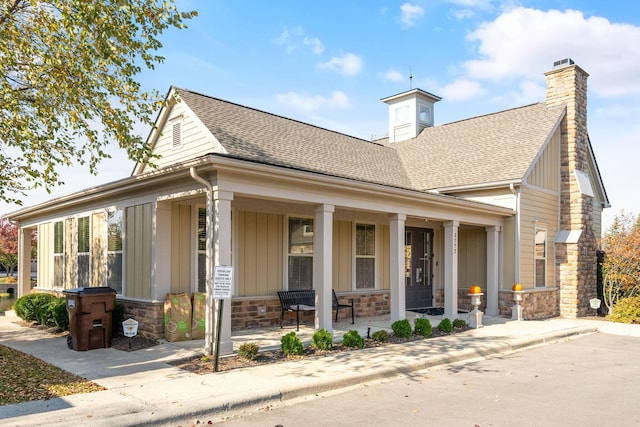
left=419, top=104, right=431, bottom=125
left=356, top=224, right=375, bottom=289
left=53, top=221, right=64, bottom=287
left=197, top=207, right=206, bottom=292
left=77, top=216, right=90, bottom=287
left=535, top=228, right=547, bottom=288
left=107, top=210, right=123, bottom=293
left=395, top=105, right=410, bottom=124
left=288, top=217, right=313, bottom=290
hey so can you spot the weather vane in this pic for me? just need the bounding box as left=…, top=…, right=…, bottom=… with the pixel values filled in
left=409, top=68, right=413, bottom=89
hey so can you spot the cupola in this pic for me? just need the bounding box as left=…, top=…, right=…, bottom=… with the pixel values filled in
left=381, top=88, right=441, bottom=143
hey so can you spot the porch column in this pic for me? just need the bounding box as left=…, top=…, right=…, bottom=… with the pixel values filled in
left=389, top=214, right=406, bottom=322
left=213, top=190, right=234, bottom=355
left=17, top=226, right=32, bottom=298
left=443, top=221, right=459, bottom=319
left=486, top=226, right=501, bottom=316
left=314, top=204, right=334, bottom=333
left=152, top=202, right=172, bottom=300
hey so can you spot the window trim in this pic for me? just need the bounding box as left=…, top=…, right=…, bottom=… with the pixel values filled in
left=354, top=222, right=376, bottom=290
left=107, top=209, right=124, bottom=294
left=534, top=226, right=547, bottom=288
left=286, top=216, right=314, bottom=291
left=53, top=220, right=65, bottom=288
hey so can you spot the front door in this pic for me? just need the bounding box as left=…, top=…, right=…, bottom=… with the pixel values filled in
left=405, top=227, right=434, bottom=309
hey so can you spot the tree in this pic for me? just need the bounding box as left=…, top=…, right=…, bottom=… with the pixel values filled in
left=600, top=212, right=640, bottom=314
left=0, top=1, right=197, bottom=204
left=0, top=219, right=18, bottom=275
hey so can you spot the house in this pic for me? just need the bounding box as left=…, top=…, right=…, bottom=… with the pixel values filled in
left=7, top=59, right=609, bottom=354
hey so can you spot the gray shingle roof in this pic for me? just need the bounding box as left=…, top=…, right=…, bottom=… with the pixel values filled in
left=176, top=88, right=564, bottom=192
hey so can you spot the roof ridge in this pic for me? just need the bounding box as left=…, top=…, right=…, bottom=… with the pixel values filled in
left=437, top=102, right=546, bottom=128
left=175, top=87, right=385, bottom=147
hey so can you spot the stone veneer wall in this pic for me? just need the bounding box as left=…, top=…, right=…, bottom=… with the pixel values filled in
left=231, top=291, right=390, bottom=331
left=119, top=299, right=164, bottom=339
left=498, top=289, right=559, bottom=319
left=435, top=288, right=488, bottom=313
left=545, top=62, right=599, bottom=318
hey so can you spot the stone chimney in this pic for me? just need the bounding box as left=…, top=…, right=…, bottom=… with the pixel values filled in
left=545, top=58, right=598, bottom=318
left=381, top=89, right=441, bottom=143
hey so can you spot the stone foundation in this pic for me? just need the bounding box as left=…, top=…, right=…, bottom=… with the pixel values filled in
left=498, top=288, right=559, bottom=319
left=118, top=298, right=164, bottom=339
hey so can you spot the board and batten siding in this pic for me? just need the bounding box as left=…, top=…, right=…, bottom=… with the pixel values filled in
left=144, top=102, right=214, bottom=172
left=64, top=217, right=76, bottom=289
left=378, top=224, right=390, bottom=290
left=125, top=203, right=152, bottom=299
left=91, top=212, right=106, bottom=288
left=502, top=217, right=516, bottom=289
left=235, top=211, right=283, bottom=297
left=527, top=131, right=560, bottom=191
left=332, top=220, right=352, bottom=292
left=170, top=204, right=192, bottom=294
left=37, top=222, right=53, bottom=289
left=519, top=186, right=559, bottom=289
left=458, top=228, right=487, bottom=289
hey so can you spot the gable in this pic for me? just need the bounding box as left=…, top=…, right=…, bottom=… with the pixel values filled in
left=133, top=88, right=226, bottom=176
left=524, top=126, right=561, bottom=192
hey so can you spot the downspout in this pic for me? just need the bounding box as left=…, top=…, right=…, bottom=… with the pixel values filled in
left=510, top=183, right=521, bottom=283
left=189, top=167, right=215, bottom=355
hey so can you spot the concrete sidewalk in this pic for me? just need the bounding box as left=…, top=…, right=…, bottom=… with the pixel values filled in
left=1, top=310, right=639, bottom=427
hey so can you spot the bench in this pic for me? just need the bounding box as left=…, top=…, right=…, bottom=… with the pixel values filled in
left=277, top=289, right=355, bottom=330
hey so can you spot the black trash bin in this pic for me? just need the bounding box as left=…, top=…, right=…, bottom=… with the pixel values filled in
left=63, top=287, right=116, bottom=351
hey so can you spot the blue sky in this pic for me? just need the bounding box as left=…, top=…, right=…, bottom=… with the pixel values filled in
left=3, top=0, right=639, bottom=234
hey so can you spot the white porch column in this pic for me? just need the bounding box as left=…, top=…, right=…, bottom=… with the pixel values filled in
left=213, top=190, right=234, bottom=355
left=444, top=221, right=459, bottom=319
left=314, top=204, right=334, bottom=333
left=389, top=214, right=406, bottom=322
left=486, top=226, right=501, bottom=316
left=17, top=227, right=32, bottom=298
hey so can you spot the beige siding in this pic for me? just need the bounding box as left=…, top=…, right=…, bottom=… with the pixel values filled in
left=236, top=211, right=283, bottom=297
left=519, top=186, right=559, bottom=289
left=458, top=228, right=487, bottom=289
left=65, top=217, right=76, bottom=289
left=125, top=203, right=152, bottom=299
left=91, top=212, right=106, bottom=287
left=37, top=223, right=52, bottom=289
left=528, top=131, right=560, bottom=191
left=378, top=224, right=390, bottom=290
left=332, top=220, right=352, bottom=292
left=143, top=102, right=214, bottom=172
left=502, top=217, right=516, bottom=288
left=170, top=204, right=191, bottom=293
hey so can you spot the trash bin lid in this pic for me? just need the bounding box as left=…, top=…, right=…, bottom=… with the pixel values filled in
left=63, top=287, right=117, bottom=295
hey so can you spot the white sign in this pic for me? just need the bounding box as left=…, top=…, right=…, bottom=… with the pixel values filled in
left=213, top=265, right=233, bottom=299
left=122, top=318, right=139, bottom=337
left=589, top=298, right=601, bottom=309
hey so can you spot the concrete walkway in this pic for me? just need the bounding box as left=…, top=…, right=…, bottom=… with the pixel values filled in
left=1, top=310, right=638, bottom=426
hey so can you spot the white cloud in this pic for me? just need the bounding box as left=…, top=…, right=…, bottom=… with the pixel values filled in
left=400, top=3, right=424, bottom=27
left=452, top=9, right=474, bottom=20
left=317, top=53, right=363, bottom=76
left=276, top=91, right=350, bottom=112
left=275, top=26, right=324, bottom=56
left=438, top=79, right=488, bottom=101
left=303, top=36, right=324, bottom=55
left=380, top=69, right=405, bottom=82
left=463, top=7, right=640, bottom=97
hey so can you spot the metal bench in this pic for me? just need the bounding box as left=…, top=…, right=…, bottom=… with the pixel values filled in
left=277, top=289, right=355, bottom=330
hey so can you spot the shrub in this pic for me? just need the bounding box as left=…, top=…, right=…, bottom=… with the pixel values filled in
left=14, top=293, right=55, bottom=323
left=49, top=297, right=69, bottom=331
left=371, top=330, right=388, bottom=343
left=112, top=301, right=125, bottom=337
left=342, top=330, right=365, bottom=348
left=437, top=318, right=453, bottom=334
left=34, top=294, right=57, bottom=326
left=414, top=317, right=432, bottom=337
left=281, top=331, right=303, bottom=356
left=238, top=342, right=259, bottom=360
left=391, top=319, right=412, bottom=338
left=452, top=318, right=467, bottom=329
left=609, top=296, right=640, bottom=324
left=311, top=328, right=333, bottom=351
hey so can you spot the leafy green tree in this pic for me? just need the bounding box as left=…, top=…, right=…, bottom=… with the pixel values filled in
left=0, top=1, right=197, bottom=204
left=600, top=212, right=640, bottom=314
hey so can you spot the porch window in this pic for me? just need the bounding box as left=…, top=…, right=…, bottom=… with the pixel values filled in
left=356, top=223, right=375, bottom=289
left=53, top=221, right=64, bottom=287
left=535, top=228, right=547, bottom=288
left=288, top=217, right=313, bottom=290
left=107, top=210, right=123, bottom=293
left=197, top=207, right=206, bottom=292
left=77, top=216, right=90, bottom=287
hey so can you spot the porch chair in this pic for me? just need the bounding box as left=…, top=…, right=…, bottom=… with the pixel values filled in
left=332, top=289, right=354, bottom=324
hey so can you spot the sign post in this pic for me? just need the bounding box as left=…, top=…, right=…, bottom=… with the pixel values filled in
left=122, top=318, right=139, bottom=350
left=213, top=265, right=233, bottom=371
